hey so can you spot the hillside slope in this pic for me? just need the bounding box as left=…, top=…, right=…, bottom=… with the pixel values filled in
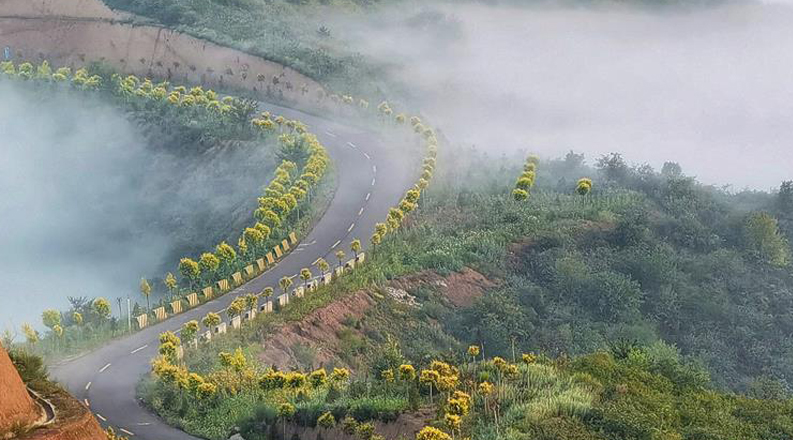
left=0, top=345, right=39, bottom=434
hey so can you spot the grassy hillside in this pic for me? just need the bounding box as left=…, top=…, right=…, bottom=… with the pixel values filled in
left=140, top=143, right=793, bottom=439
left=144, top=336, right=793, bottom=440
left=367, top=149, right=793, bottom=391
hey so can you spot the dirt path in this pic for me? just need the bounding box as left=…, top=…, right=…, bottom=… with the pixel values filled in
left=0, top=0, right=325, bottom=106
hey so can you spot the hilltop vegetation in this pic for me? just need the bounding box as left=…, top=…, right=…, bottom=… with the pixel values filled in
left=145, top=336, right=793, bottom=440
left=367, top=149, right=793, bottom=391
left=140, top=144, right=793, bottom=439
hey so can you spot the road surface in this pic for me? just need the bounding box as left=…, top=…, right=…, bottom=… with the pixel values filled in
left=51, top=101, right=415, bottom=439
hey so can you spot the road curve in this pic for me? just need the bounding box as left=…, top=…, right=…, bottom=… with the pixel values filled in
left=50, top=101, right=415, bottom=440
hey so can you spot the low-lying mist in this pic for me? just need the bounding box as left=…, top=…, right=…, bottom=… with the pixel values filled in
left=0, top=82, right=273, bottom=330
left=335, top=0, right=793, bottom=190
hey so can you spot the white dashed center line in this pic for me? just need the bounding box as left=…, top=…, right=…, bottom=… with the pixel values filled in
left=331, top=240, right=341, bottom=249
left=84, top=399, right=90, bottom=407
left=99, top=363, right=111, bottom=373
left=96, top=414, right=107, bottom=422
left=371, top=178, right=376, bottom=186
left=372, top=165, right=377, bottom=173
left=119, top=428, right=135, bottom=436
left=85, top=382, right=92, bottom=391
left=363, top=152, right=371, bottom=160
left=347, top=141, right=357, bottom=149
left=358, top=207, right=364, bottom=216
left=348, top=223, right=355, bottom=232
left=130, top=345, right=148, bottom=354
left=366, top=193, right=371, bottom=201
left=325, top=130, right=337, bottom=137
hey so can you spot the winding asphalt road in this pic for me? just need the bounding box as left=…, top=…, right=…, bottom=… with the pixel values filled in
left=50, top=101, right=415, bottom=439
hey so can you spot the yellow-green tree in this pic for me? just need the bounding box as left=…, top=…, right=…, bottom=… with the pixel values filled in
left=227, top=297, right=246, bottom=319
left=164, top=272, right=178, bottom=297
left=182, top=320, right=199, bottom=344
left=245, top=293, right=259, bottom=314
left=399, top=364, right=416, bottom=381
left=244, top=228, right=264, bottom=256
left=278, top=402, right=296, bottom=438
left=262, top=287, right=274, bottom=298
left=202, top=312, right=221, bottom=329
left=335, top=249, right=346, bottom=267
left=444, top=413, right=461, bottom=439
left=300, top=268, right=312, bottom=288
left=375, top=222, right=388, bottom=238
left=279, top=276, right=293, bottom=295
left=316, top=258, right=330, bottom=276
left=195, top=382, right=217, bottom=400
left=41, top=309, right=61, bottom=330
left=388, top=208, right=405, bottom=225
left=467, top=345, right=480, bottom=363
left=215, top=242, right=237, bottom=277
left=158, top=342, right=178, bottom=364
left=515, top=177, right=533, bottom=191
left=317, top=411, right=336, bottom=430
left=420, top=369, right=440, bottom=404
left=179, top=258, right=202, bottom=290
left=575, top=178, right=593, bottom=196
left=416, top=426, right=452, bottom=440
left=140, top=278, right=152, bottom=313
left=199, top=253, right=221, bottom=282
left=351, top=238, right=362, bottom=258
left=93, top=297, right=111, bottom=321
left=219, top=348, right=247, bottom=374
left=512, top=188, right=529, bottom=201
left=356, top=422, right=375, bottom=440
left=21, top=323, right=39, bottom=344
left=330, top=367, right=351, bottom=383
left=238, top=236, right=249, bottom=259
left=745, top=212, right=791, bottom=267
left=309, top=368, right=327, bottom=388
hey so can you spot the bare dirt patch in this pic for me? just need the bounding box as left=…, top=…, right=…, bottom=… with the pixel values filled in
left=0, top=0, right=121, bottom=20
left=258, top=291, right=375, bottom=370
left=258, top=268, right=496, bottom=370
left=390, top=267, right=496, bottom=308
left=0, top=0, right=325, bottom=107
left=0, top=345, right=104, bottom=440
left=20, top=388, right=105, bottom=440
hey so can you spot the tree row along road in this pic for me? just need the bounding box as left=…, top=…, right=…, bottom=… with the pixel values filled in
left=50, top=100, right=416, bottom=440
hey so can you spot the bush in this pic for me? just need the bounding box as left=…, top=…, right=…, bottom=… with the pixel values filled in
left=8, top=349, right=48, bottom=386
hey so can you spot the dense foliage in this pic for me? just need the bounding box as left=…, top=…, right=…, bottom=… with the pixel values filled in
left=138, top=144, right=793, bottom=439
left=364, top=150, right=793, bottom=392
left=144, top=337, right=793, bottom=440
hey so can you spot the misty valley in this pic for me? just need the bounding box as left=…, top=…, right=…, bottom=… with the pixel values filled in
left=2, top=1, right=793, bottom=440
left=0, top=80, right=279, bottom=328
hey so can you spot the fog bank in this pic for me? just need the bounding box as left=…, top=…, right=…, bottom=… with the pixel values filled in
left=338, top=1, right=793, bottom=190
left=0, top=83, right=272, bottom=330
left=0, top=82, right=169, bottom=329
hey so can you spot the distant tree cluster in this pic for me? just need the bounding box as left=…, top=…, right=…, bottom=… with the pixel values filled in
left=512, top=155, right=538, bottom=201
